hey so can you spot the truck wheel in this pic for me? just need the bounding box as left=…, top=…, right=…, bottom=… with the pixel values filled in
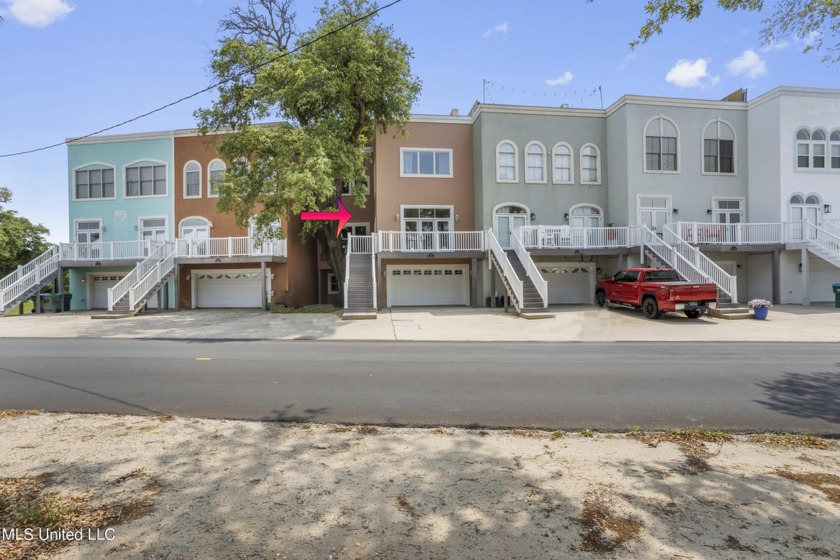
left=642, top=297, right=661, bottom=319
left=595, top=291, right=607, bottom=308
left=684, top=309, right=702, bottom=319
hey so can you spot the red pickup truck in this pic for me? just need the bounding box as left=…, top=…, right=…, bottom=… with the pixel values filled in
left=595, top=268, right=718, bottom=319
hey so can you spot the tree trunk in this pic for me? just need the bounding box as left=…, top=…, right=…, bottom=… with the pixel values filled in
left=314, top=225, right=346, bottom=307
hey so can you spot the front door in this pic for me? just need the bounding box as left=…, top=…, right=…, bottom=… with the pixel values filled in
left=638, top=197, right=670, bottom=234
left=495, top=213, right=528, bottom=249
left=75, top=221, right=102, bottom=259
left=140, top=218, right=168, bottom=255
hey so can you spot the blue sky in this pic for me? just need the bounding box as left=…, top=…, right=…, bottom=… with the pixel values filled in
left=1, top=0, right=837, bottom=243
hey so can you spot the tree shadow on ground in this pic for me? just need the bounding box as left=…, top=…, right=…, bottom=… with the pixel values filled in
left=755, top=364, right=840, bottom=425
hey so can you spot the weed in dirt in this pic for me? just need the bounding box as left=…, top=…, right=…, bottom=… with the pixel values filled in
left=329, top=424, right=353, bottom=433
left=550, top=429, right=566, bottom=440
left=806, top=547, right=833, bottom=557
left=396, top=494, right=416, bottom=518
left=430, top=427, right=449, bottom=435
left=724, top=535, right=758, bottom=553
left=749, top=433, right=836, bottom=450
left=0, top=409, right=39, bottom=419
left=478, top=430, right=489, bottom=437
left=299, top=423, right=312, bottom=430
left=580, top=429, right=594, bottom=438
left=680, top=456, right=712, bottom=476
left=505, top=429, right=536, bottom=438
left=776, top=470, right=840, bottom=504
left=356, top=425, right=379, bottom=435
left=576, top=497, right=642, bottom=552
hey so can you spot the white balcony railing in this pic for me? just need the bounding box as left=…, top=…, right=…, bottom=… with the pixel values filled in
left=517, top=226, right=630, bottom=249
left=347, top=234, right=376, bottom=254
left=675, top=222, right=784, bottom=245
left=60, top=240, right=152, bottom=261
left=176, top=237, right=287, bottom=258
left=377, top=231, right=485, bottom=252
left=663, top=224, right=738, bottom=302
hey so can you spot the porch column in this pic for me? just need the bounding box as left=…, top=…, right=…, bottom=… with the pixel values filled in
left=159, top=284, right=165, bottom=312
left=618, top=254, right=626, bottom=271
left=470, top=258, right=478, bottom=307
left=174, top=264, right=181, bottom=311
left=490, top=264, right=496, bottom=308
left=261, top=261, right=268, bottom=311
left=56, top=266, right=63, bottom=312
left=801, top=248, right=810, bottom=306
left=771, top=251, right=780, bottom=305
left=377, top=254, right=384, bottom=311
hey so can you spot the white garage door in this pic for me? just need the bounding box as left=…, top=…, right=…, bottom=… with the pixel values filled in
left=388, top=264, right=469, bottom=306
left=540, top=262, right=594, bottom=304
left=809, top=257, right=840, bottom=302
left=90, top=274, right=126, bottom=309
left=195, top=269, right=262, bottom=308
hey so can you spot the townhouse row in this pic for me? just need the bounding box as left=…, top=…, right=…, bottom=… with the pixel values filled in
left=2, top=85, right=839, bottom=316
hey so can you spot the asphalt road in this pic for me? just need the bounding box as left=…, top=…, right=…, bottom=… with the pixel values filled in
left=1, top=339, right=838, bottom=433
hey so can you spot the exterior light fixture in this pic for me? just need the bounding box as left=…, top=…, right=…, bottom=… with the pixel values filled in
left=825, top=204, right=832, bottom=214
left=706, top=209, right=713, bottom=215
left=672, top=208, right=679, bottom=215
left=395, top=213, right=400, bottom=222
left=530, top=212, right=536, bottom=221
left=564, top=213, right=569, bottom=221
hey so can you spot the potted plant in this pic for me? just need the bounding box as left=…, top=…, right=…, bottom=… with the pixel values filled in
left=748, top=298, right=772, bottom=320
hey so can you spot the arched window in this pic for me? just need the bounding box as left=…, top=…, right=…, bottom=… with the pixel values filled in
left=179, top=216, right=211, bottom=239
left=645, top=116, right=679, bottom=172
left=184, top=161, right=201, bottom=198
left=524, top=142, right=546, bottom=183
left=208, top=159, right=226, bottom=197
left=796, top=128, right=828, bottom=169
left=552, top=143, right=573, bottom=184
left=580, top=144, right=601, bottom=184
left=569, top=204, right=603, bottom=228
left=496, top=141, right=518, bottom=182
left=830, top=130, right=840, bottom=169
left=702, top=120, right=735, bottom=174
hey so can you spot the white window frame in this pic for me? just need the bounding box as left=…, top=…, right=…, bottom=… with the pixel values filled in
left=248, top=216, right=282, bottom=240
left=551, top=142, right=574, bottom=184
left=830, top=130, right=840, bottom=170
left=399, top=148, right=453, bottom=178
left=74, top=219, right=103, bottom=243
left=568, top=204, right=604, bottom=228
left=495, top=140, right=519, bottom=183
left=327, top=273, right=339, bottom=294
left=340, top=175, right=371, bottom=196
left=579, top=143, right=601, bottom=185
left=124, top=159, right=168, bottom=198
left=643, top=115, right=680, bottom=174
left=710, top=197, right=745, bottom=224
left=811, top=129, right=827, bottom=169
left=208, top=159, right=226, bottom=198
left=183, top=160, right=202, bottom=199
left=701, top=119, right=737, bottom=176
left=72, top=163, right=117, bottom=201
left=400, top=205, right=454, bottom=234
left=524, top=141, right=547, bottom=184
left=138, top=216, right=169, bottom=243
left=179, top=216, right=212, bottom=238
left=636, top=195, right=673, bottom=231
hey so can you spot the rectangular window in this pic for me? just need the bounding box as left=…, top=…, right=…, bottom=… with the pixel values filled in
left=75, top=168, right=115, bottom=200
left=400, top=149, right=453, bottom=177
left=327, top=273, right=339, bottom=294
left=704, top=139, right=734, bottom=173
left=797, top=144, right=810, bottom=168
left=126, top=164, right=167, bottom=197
left=186, top=170, right=200, bottom=197
left=340, top=176, right=370, bottom=195
left=554, top=153, right=570, bottom=182
left=719, top=140, right=734, bottom=173
left=813, top=144, right=826, bottom=168
left=646, top=136, right=677, bottom=171
left=832, top=145, right=840, bottom=169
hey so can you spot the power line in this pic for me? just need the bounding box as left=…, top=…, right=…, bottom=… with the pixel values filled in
left=0, top=0, right=404, bottom=159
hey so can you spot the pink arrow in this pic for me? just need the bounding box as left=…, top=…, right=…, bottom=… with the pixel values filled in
left=300, top=197, right=353, bottom=238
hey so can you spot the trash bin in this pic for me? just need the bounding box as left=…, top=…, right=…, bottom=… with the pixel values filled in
left=38, top=294, right=52, bottom=313
left=61, top=293, right=72, bottom=311
left=833, top=283, right=840, bottom=308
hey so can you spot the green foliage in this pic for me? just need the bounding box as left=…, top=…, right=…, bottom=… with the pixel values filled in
left=608, top=0, right=840, bottom=64
left=0, top=187, right=51, bottom=278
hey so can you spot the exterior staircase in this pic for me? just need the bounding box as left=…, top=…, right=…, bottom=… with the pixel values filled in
left=486, top=230, right=551, bottom=318
left=805, top=222, right=840, bottom=269
left=104, top=242, right=176, bottom=317
left=343, top=235, right=377, bottom=319
left=0, top=246, right=60, bottom=315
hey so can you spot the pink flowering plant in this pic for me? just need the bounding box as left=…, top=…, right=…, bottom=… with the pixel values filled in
left=748, top=298, right=773, bottom=309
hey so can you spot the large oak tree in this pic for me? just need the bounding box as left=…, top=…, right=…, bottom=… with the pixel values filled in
left=195, top=0, right=421, bottom=304
left=0, top=187, right=50, bottom=278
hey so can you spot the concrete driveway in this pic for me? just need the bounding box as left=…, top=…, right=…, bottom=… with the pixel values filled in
left=1, top=304, right=839, bottom=342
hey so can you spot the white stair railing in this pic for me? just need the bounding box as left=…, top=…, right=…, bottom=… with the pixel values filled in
left=824, top=219, right=840, bottom=239
left=805, top=222, right=840, bottom=266
left=128, top=242, right=176, bottom=310
left=343, top=235, right=351, bottom=309
left=512, top=228, right=547, bottom=308
left=371, top=235, right=377, bottom=310
left=486, top=229, right=524, bottom=311
left=0, top=246, right=59, bottom=313
left=663, top=224, right=738, bottom=302
left=107, top=241, right=166, bottom=311
left=640, top=226, right=714, bottom=286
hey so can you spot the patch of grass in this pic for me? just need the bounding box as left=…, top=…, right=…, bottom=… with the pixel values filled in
left=477, top=430, right=490, bottom=437
left=329, top=424, right=353, bottom=433
left=505, top=429, right=536, bottom=438
left=356, top=425, right=379, bottom=435
left=0, top=409, right=40, bottom=419
left=4, top=299, right=35, bottom=316
left=665, top=427, right=733, bottom=443
left=749, top=433, right=836, bottom=450
left=580, top=429, right=595, bottom=438
left=270, top=304, right=337, bottom=314
left=549, top=429, right=566, bottom=441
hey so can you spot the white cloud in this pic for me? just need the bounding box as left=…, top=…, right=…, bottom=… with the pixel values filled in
left=483, top=22, right=508, bottom=39
left=5, top=0, right=74, bottom=27
left=665, top=59, right=714, bottom=88
left=759, top=40, right=790, bottom=53
left=727, top=49, right=767, bottom=78
left=545, top=72, right=574, bottom=86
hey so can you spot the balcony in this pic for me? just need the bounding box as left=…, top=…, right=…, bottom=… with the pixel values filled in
left=175, top=237, right=287, bottom=260
left=675, top=222, right=785, bottom=246
left=377, top=231, right=485, bottom=254
left=517, top=226, right=631, bottom=250
left=59, top=241, right=152, bottom=263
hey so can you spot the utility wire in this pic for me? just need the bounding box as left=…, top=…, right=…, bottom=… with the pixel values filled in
left=0, top=0, right=404, bottom=159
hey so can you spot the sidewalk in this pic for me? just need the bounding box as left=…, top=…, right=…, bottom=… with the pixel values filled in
left=1, top=304, right=839, bottom=342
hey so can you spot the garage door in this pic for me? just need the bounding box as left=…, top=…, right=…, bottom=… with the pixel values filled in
left=387, top=264, right=469, bottom=306
left=90, top=274, right=126, bottom=309
left=195, top=269, right=262, bottom=308
left=540, top=262, right=594, bottom=304
left=809, top=257, right=840, bottom=302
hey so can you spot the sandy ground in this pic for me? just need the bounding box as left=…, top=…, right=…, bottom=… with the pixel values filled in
left=1, top=412, right=839, bottom=560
